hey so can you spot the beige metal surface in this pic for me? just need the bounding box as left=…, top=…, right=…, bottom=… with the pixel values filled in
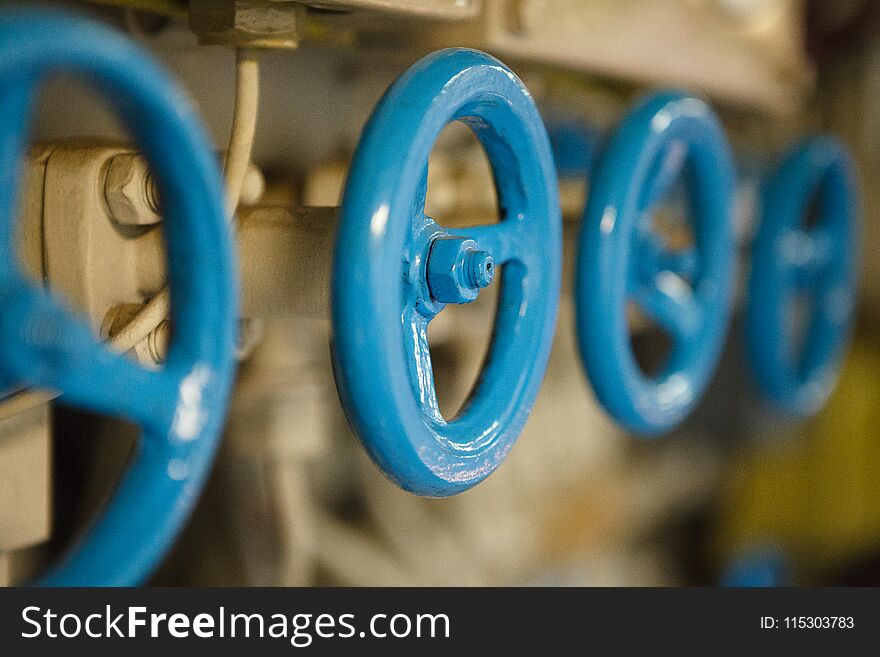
left=821, top=41, right=880, bottom=315
left=273, top=0, right=481, bottom=20
left=42, top=145, right=166, bottom=332
left=33, top=145, right=263, bottom=335
left=87, top=0, right=479, bottom=20
left=239, top=206, right=337, bottom=319
left=407, top=0, right=812, bottom=115
left=189, top=0, right=302, bottom=48
left=84, top=0, right=810, bottom=114
left=20, top=146, right=53, bottom=284
left=0, top=404, right=52, bottom=555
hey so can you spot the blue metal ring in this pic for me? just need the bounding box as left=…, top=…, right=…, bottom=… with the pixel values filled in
left=332, top=49, right=562, bottom=496
left=576, top=92, right=736, bottom=435
left=0, top=10, right=238, bottom=585
left=745, top=137, right=859, bottom=416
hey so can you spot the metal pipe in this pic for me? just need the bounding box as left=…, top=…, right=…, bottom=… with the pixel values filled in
left=239, top=205, right=338, bottom=320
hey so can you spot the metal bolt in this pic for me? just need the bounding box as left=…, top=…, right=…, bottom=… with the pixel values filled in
left=463, top=248, right=495, bottom=288
left=145, top=320, right=170, bottom=364
left=104, top=153, right=162, bottom=226
left=426, top=236, right=495, bottom=305
left=102, top=303, right=168, bottom=365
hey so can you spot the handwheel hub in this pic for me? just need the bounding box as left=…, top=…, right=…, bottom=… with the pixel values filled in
left=426, top=236, right=495, bottom=304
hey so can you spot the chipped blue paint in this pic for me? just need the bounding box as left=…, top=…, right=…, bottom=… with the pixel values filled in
left=745, top=137, right=859, bottom=416
left=332, top=49, right=561, bottom=496
left=0, top=10, right=237, bottom=585
left=575, top=92, right=736, bottom=435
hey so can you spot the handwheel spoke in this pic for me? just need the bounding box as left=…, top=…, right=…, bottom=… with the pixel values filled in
left=403, top=306, right=442, bottom=424
left=805, top=226, right=837, bottom=287
left=779, top=227, right=836, bottom=290
left=631, top=230, right=665, bottom=288
left=660, top=246, right=698, bottom=280
left=456, top=221, right=522, bottom=265
left=0, top=289, right=178, bottom=434
left=631, top=277, right=700, bottom=340
left=639, top=138, right=688, bottom=212
left=631, top=230, right=697, bottom=291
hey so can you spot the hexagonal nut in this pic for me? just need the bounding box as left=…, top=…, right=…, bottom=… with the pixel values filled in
left=189, top=0, right=300, bottom=48
left=104, top=153, right=162, bottom=226
left=427, top=237, right=494, bottom=305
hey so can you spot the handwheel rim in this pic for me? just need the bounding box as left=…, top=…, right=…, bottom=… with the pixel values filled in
left=0, top=10, right=237, bottom=585
left=332, top=49, right=561, bottom=496
left=745, top=137, right=859, bottom=416
left=576, top=92, right=735, bottom=435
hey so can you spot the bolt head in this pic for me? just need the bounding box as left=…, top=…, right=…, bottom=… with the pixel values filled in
left=104, top=153, right=162, bottom=226
left=189, top=0, right=300, bottom=48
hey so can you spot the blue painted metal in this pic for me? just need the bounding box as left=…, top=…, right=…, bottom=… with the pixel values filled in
left=426, top=236, right=495, bottom=304
left=721, top=546, right=791, bottom=587
left=332, top=48, right=561, bottom=496
left=547, top=119, right=599, bottom=179
left=745, top=137, right=859, bottom=416
left=575, top=92, right=736, bottom=435
left=0, top=10, right=237, bottom=585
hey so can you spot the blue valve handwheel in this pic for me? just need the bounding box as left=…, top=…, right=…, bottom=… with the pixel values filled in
left=745, top=138, right=859, bottom=416
left=721, top=546, right=791, bottom=587
left=0, top=11, right=237, bottom=585
left=547, top=119, right=599, bottom=179
left=575, top=92, right=735, bottom=435
left=332, top=49, right=561, bottom=496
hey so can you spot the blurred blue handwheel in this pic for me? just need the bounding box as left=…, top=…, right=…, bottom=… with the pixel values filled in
left=745, top=137, right=859, bottom=416
left=721, top=546, right=791, bottom=587
left=332, top=49, right=561, bottom=496
left=0, top=11, right=237, bottom=585
left=575, top=92, right=736, bottom=435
